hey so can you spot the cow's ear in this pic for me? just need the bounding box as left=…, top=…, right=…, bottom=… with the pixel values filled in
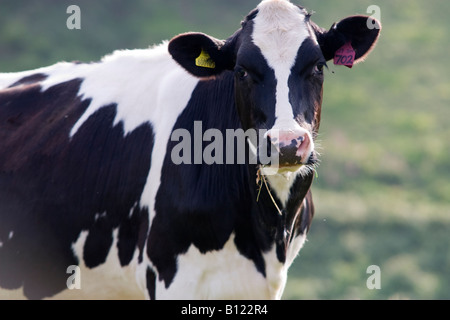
left=315, top=15, right=381, bottom=64
left=168, top=32, right=235, bottom=78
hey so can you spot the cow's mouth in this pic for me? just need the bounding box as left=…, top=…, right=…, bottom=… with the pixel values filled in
left=275, top=163, right=304, bottom=173
left=260, top=150, right=318, bottom=175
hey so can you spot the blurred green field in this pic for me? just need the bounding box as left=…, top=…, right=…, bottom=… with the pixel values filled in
left=1, top=0, right=449, bottom=299
left=283, top=0, right=450, bottom=300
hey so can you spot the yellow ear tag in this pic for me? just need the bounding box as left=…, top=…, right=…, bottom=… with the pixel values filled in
left=195, top=48, right=216, bottom=69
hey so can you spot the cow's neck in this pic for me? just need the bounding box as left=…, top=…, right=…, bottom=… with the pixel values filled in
left=247, top=163, right=314, bottom=261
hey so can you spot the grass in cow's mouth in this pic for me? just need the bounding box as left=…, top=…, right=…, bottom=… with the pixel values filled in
left=256, top=167, right=283, bottom=216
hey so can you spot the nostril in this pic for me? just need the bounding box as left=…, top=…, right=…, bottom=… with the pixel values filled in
left=279, top=134, right=306, bottom=150
left=295, top=134, right=310, bottom=158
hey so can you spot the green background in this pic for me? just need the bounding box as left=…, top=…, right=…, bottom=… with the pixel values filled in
left=1, top=0, right=448, bottom=299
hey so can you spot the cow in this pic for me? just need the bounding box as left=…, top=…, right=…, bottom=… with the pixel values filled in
left=0, top=0, right=380, bottom=300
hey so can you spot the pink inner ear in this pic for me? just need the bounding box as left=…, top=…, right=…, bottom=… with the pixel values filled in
left=333, top=42, right=356, bottom=68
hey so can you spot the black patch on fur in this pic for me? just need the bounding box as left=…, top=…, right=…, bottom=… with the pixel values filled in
left=0, top=79, right=154, bottom=299
left=8, top=73, right=48, bottom=88
left=146, top=267, right=157, bottom=300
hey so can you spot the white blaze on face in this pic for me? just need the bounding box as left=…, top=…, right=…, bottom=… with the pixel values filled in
left=252, top=0, right=316, bottom=204
left=252, top=0, right=310, bottom=130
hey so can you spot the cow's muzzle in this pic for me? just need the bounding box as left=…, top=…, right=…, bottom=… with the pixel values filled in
left=265, top=128, right=313, bottom=169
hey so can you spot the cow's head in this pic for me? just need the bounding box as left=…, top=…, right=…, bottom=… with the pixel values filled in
left=169, top=0, right=380, bottom=172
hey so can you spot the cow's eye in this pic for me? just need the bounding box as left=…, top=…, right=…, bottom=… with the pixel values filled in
left=313, top=63, right=326, bottom=75
left=236, top=68, right=249, bottom=80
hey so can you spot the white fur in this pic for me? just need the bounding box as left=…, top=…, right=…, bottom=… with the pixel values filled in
left=263, top=170, right=299, bottom=205
left=157, top=234, right=293, bottom=300
left=158, top=232, right=308, bottom=300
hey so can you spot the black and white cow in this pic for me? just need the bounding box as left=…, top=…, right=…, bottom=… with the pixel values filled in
left=0, top=0, right=380, bottom=299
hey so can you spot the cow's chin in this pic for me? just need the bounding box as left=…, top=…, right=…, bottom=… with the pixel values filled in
left=259, top=163, right=304, bottom=176
left=277, top=164, right=304, bottom=173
